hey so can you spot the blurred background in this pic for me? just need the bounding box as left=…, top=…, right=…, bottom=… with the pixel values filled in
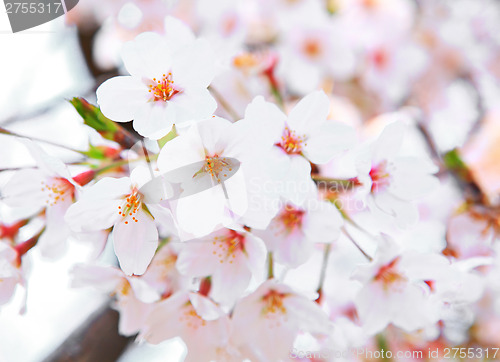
left=1, top=0, right=500, bottom=361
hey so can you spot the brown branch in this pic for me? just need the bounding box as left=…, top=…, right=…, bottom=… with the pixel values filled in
left=42, top=305, right=133, bottom=362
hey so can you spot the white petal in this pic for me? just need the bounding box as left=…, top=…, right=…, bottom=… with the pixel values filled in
left=18, top=138, right=72, bottom=180
left=175, top=240, right=219, bottom=277
left=2, top=169, right=46, bottom=209
left=164, top=16, right=195, bottom=52
left=157, top=124, right=206, bottom=174
left=172, top=39, right=216, bottom=89
left=132, top=102, right=175, bottom=139
left=372, top=121, right=406, bottom=162
left=121, top=32, right=171, bottom=79
left=113, top=208, right=159, bottom=275
left=240, top=96, right=285, bottom=147
left=303, top=121, right=355, bottom=164
left=170, top=88, right=217, bottom=123
left=96, top=76, right=149, bottom=122
left=303, top=200, right=343, bottom=243
left=287, top=90, right=329, bottom=133
left=38, top=197, right=72, bottom=259
left=65, top=177, right=131, bottom=231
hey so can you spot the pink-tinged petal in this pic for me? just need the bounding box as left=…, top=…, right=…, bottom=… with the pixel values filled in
left=171, top=39, right=216, bottom=89
left=139, top=291, right=190, bottom=344
left=282, top=155, right=313, bottom=206
left=2, top=169, right=46, bottom=209
left=287, top=91, right=330, bottom=133
left=157, top=124, right=206, bottom=173
left=211, top=254, right=252, bottom=304
left=372, top=192, right=419, bottom=227
left=0, top=277, right=19, bottom=305
left=189, top=292, right=226, bottom=321
left=302, top=121, right=356, bottom=164
left=176, top=240, right=220, bottom=277
left=121, top=32, right=171, bottom=79
left=354, top=282, right=392, bottom=335
left=70, top=263, right=123, bottom=292
left=65, top=195, right=122, bottom=232
left=241, top=233, right=267, bottom=278
left=372, top=121, right=406, bottom=163
left=116, top=293, right=154, bottom=336
left=286, top=295, right=332, bottom=335
left=302, top=200, right=343, bottom=243
left=113, top=208, right=159, bottom=275
left=127, top=277, right=160, bottom=303
left=164, top=16, right=195, bottom=52
left=169, top=88, right=217, bottom=123
left=96, top=76, right=149, bottom=123
left=38, top=196, right=73, bottom=259
left=131, top=102, right=175, bottom=140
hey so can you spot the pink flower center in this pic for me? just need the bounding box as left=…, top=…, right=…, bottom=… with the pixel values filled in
left=40, top=177, right=74, bottom=206
left=362, top=0, right=379, bottom=9
left=369, top=160, right=391, bottom=193
left=148, top=73, right=180, bottom=102
left=302, top=38, right=323, bottom=59
left=261, top=289, right=287, bottom=315
left=372, top=48, right=389, bottom=70
left=211, top=230, right=245, bottom=264
left=278, top=127, right=306, bottom=155
left=278, top=205, right=305, bottom=233
left=179, top=304, right=207, bottom=330
left=374, top=258, right=405, bottom=288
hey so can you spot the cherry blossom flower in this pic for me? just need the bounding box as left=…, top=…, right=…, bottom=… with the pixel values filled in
left=65, top=167, right=165, bottom=275
left=277, top=0, right=356, bottom=94
left=1, top=140, right=90, bottom=258
left=244, top=91, right=355, bottom=206
left=231, top=279, right=332, bottom=361
left=356, top=121, right=439, bottom=227
left=96, top=17, right=217, bottom=139
left=156, top=115, right=276, bottom=238
left=352, top=235, right=485, bottom=335
left=255, top=190, right=343, bottom=268
left=176, top=225, right=267, bottom=305
left=139, top=292, right=235, bottom=362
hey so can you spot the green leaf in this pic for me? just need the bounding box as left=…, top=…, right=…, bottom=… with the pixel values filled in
left=69, top=97, right=137, bottom=149
left=69, top=97, right=118, bottom=133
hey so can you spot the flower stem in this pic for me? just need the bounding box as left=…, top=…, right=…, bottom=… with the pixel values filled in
left=316, top=243, right=332, bottom=303
left=267, top=251, right=274, bottom=279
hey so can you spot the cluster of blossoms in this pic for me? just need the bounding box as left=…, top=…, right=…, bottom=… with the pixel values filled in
left=2, top=0, right=500, bottom=360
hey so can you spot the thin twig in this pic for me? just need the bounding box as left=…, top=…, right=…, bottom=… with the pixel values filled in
left=0, top=127, right=86, bottom=155
left=341, top=226, right=373, bottom=262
